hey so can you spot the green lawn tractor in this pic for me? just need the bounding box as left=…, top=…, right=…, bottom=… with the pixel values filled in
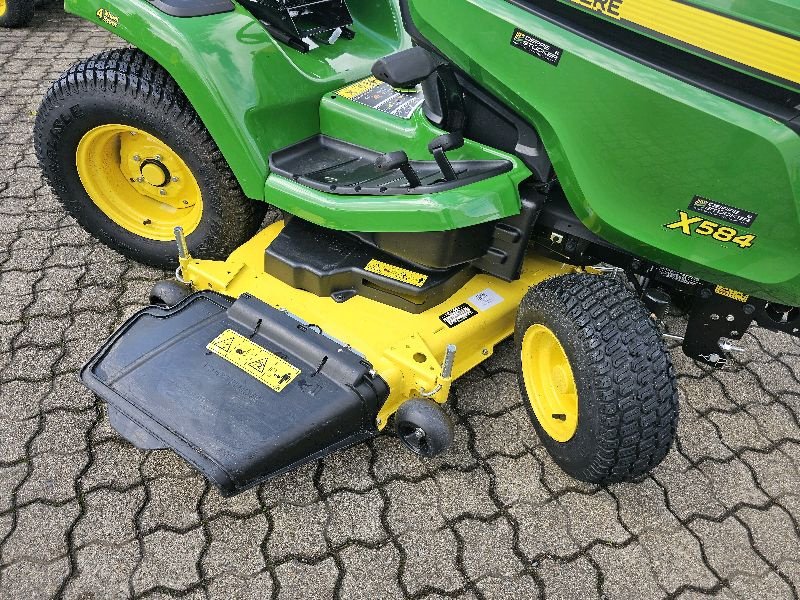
left=34, top=0, right=800, bottom=495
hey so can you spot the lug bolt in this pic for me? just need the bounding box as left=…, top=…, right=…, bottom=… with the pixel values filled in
left=130, top=131, right=137, bottom=136
left=171, top=176, right=179, bottom=183
left=726, top=314, right=735, bottom=322
left=154, top=154, right=162, bottom=161
left=182, top=200, right=188, bottom=205
left=136, top=176, right=145, bottom=183
left=710, top=313, right=719, bottom=321
left=133, top=154, right=141, bottom=162
left=160, top=189, right=167, bottom=196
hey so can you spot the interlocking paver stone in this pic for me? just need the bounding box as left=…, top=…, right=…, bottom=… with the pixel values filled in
left=275, top=558, right=337, bottom=600
left=1, top=4, right=800, bottom=599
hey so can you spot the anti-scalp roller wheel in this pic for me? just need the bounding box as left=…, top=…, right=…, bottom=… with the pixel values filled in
left=394, top=398, right=454, bottom=458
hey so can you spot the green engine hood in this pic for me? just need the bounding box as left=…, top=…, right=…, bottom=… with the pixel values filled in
left=557, top=0, right=800, bottom=92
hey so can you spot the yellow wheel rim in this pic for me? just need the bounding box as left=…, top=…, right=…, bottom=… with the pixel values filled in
left=521, top=324, right=579, bottom=442
left=0, top=0, right=7, bottom=17
left=76, top=124, right=203, bottom=240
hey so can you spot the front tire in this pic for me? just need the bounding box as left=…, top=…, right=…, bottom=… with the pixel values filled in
left=34, top=48, right=267, bottom=268
left=515, top=273, right=679, bottom=483
left=0, top=0, right=35, bottom=28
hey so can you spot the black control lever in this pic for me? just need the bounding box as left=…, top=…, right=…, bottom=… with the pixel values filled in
left=428, top=133, right=464, bottom=182
left=374, top=150, right=422, bottom=188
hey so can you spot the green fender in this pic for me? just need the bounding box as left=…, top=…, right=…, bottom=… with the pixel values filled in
left=65, top=0, right=408, bottom=200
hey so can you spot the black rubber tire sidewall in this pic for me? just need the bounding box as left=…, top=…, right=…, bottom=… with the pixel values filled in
left=35, top=50, right=267, bottom=268
left=517, top=294, right=601, bottom=477
left=0, top=0, right=35, bottom=27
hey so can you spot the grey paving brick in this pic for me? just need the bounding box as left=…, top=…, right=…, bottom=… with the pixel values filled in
left=690, top=516, right=770, bottom=578
left=275, top=558, right=337, bottom=600
left=591, top=542, right=665, bottom=600
left=558, top=491, right=630, bottom=547
left=132, top=527, right=206, bottom=593
left=738, top=505, right=800, bottom=568
left=476, top=574, right=541, bottom=599
left=385, top=478, right=445, bottom=536
left=538, top=556, right=598, bottom=600
left=139, top=476, right=205, bottom=532
left=80, top=440, right=145, bottom=489
left=207, top=570, right=275, bottom=600
left=267, top=501, right=328, bottom=560
left=487, top=453, right=549, bottom=508
left=325, top=489, right=386, bottom=546
left=434, top=467, right=497, bottom=521
left=399, top=527, right=463, bottom=595
left=73, top=487, right=144, bottom=548
left=63, top=540, right=140, bottom=600
left=638, top=526, right=718, bottom=593
left=16, top=450, right=85, bottom=505
left=3, top=499, right=79, bottom=563
left=0, top=556, right=70, bottom=599
left=456, top=516, right=523, bottom=581
left=203, top=514, right=268, bottom=578
left=339, top=544, right=402, bottom=600
left=319, top=443, right=375, bottom=493
left=511, top=499, right=579, bottom=560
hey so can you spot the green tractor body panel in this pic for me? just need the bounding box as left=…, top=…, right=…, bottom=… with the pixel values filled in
left=264, top=93, right=531, bottom=231
left=65, top=0, right=409, bottom=200
left=64, top=0, right=800, bottom=305
left=407, top=0, right=800, bottom=305
left=553, top=0, right=800, bottom=92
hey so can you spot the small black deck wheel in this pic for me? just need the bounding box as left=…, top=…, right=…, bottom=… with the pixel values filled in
left=0, top=0, right=35, bottom=28
left=149, top=280, right=193, bottom=307
left=34, top=48, right=267, bottom=269
left=395, top=398, right=454, bottom=458
left=515, top=273, right=679, bottom=483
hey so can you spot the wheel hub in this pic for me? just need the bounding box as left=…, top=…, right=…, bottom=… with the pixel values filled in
left=75, top=124, right=203, bottom=241
left=521, top=324, right=579, bottom=442
left=139, top=159, right=171, bottom=187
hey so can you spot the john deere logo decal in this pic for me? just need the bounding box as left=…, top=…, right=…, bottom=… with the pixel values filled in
left=570, top=0, right=623, bottom=19
left=95, top=8, right=119, bottom=27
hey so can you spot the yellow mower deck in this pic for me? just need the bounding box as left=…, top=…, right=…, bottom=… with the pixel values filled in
left=179, top=221, right=575, bottom=428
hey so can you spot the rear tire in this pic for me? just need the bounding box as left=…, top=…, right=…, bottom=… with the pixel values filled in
left=515, top=273, right=679, bottom=483
left=34, top=48, right=267, bottom=268
left=0, top=0, right=35, bottom=28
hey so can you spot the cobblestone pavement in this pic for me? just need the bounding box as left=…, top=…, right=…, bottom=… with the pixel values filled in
left=2, top=5, right=800, bottom=599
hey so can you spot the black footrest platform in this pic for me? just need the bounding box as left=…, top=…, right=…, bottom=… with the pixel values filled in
left=269, top=135, right=512, bottom=195
left=81, top=292, right=388, bottom=496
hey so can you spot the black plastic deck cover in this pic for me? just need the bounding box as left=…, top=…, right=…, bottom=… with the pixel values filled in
left=81, top=292, right=388, bottom=496
left=265, top=218, right=476, bottom=313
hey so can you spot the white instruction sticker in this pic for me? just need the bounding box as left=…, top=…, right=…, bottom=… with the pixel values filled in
left=468, top=288, right=504, bottom=311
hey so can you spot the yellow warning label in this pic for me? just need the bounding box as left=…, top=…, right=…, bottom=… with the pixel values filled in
left=365, top=259, right=428, bottom=287
left=207, top=329, right=301, bottom=392
left=337, top=76, right=382, bottom=99
left=714, top=285, right=750, bottom=303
